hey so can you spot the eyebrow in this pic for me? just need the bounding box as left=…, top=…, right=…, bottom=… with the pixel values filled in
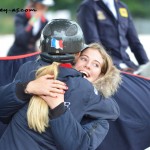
left=81, top=54, right=102, bottom=65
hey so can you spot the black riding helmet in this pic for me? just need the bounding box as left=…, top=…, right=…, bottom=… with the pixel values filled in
left=40, top=19, right=88, bottom=63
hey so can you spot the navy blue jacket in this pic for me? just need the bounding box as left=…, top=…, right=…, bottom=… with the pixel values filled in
left=0, top=59, right=119, bottom=150
left=77, top=0, right=149, bottom=70
left=7, top=12, right=47, bottom=56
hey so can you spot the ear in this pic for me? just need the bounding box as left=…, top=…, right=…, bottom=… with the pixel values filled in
left=75, top=52, right=81, bottom=58
left=74, top=52, right=81, bottom=64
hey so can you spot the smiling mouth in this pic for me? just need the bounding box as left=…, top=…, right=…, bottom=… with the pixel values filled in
left=81, top=73, right=87, bottom=77
left=80, top=71, right=89, bottom=78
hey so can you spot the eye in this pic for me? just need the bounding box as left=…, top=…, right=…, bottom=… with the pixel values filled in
left=93, top=63, right=100, bottom=68
left=80, top=56, right=88, bottom=61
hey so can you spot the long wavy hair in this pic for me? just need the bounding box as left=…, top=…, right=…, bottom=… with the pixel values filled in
left=81, top=43, right=122, bottom=98
left=27, top=62, right=60, bottom=133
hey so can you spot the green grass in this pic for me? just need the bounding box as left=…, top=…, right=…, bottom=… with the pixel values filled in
left=0, top=14, right=14, bottom=34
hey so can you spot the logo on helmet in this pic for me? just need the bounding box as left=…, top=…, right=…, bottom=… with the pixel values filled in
left=51, top=38, right=63, bottom=50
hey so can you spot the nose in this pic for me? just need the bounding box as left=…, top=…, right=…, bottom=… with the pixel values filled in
left=84, top=62, right=91, bottom=69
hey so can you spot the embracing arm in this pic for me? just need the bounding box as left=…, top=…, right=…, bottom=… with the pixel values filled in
left=95, top=98, right=120, bottom=121
left=0, top=61, right=67, bottom=121
left=42, top=90, right=110, bottom=150
left=50, top=108, right=109, bottom=150
left=0, top=81, right=27, bottom=121
left=0, top=77, right=67, bottom=121
left=85, top=87, right=120, bottom=121
left=0, top=62, right=33, bottom=121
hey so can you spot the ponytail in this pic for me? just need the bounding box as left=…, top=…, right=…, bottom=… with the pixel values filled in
left=27, top=62, right=60, bottom=133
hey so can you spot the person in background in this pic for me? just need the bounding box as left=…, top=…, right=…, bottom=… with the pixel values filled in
left=0, top=19, right=121, bottom=150
left=7, top=0, right=54, bottom=56
left=77, top=0, right=149, bottom=72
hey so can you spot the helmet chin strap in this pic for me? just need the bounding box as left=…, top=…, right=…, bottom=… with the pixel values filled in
left=40, top=52, right=75, bottom=63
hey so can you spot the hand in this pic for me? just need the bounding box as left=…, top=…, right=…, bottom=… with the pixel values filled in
left=25, top=74, right=68, bottom=97
left=41, top=93, right=64, bottom=109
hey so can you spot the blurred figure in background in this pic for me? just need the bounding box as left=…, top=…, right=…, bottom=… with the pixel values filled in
left=77, top=0, right=149, bottom=73
left=7, top=0, right=54, bottom=56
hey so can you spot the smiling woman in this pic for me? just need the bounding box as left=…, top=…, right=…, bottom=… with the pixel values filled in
left=75, top=45, right=104, bottom=82
left=75, top=43, right=121, bottom=98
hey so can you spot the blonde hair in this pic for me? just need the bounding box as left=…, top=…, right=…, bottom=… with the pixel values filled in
left=27, top=62, right=60, bottom=133
left=81, top=43, right=122, bottom=98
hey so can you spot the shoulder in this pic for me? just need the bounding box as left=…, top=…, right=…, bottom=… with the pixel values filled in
left=117, top=1, right=128, bottom=9
left=15, top=12, right=26, bottom=19
left=80, top=0, right=91, bottom=4
left=15, top=60, right=40, bottom=82
left=20, top=60, right=37, bottom=68
left=17, top=60, right=39, bottom=75
left=22, top=59, right=47, bottom=68
left=14, top=12, right=27, bottom=23
left=80, top=78, right=100, bottom=97
left=79, top=0, right=94, bottom=8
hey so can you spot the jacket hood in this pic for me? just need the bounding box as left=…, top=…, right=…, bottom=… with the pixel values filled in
left=93, top=66, right=122, bottom=98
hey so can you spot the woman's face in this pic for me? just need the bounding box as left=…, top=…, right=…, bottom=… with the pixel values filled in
left=74, top=48, right=103, bottom=82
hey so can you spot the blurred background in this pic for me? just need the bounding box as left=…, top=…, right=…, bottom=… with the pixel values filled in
left=0, top=0, right=150, bottom=61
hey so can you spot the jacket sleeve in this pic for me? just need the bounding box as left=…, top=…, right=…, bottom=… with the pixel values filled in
left=50, top=109, right=109, bottom=150
left=85, top=87, right=120, bottom=121
left=94, top=98, right=120, bottom=121
left=0, top=81, right=26, bottom=122
left=126, top=11, right=149, bottom=65
left=0, top=62, right=34, bottom=122
left=77, top=3, right=101, bottom=44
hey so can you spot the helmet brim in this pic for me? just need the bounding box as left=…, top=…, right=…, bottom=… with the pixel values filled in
left=81, top=44, right=89, bottom=52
